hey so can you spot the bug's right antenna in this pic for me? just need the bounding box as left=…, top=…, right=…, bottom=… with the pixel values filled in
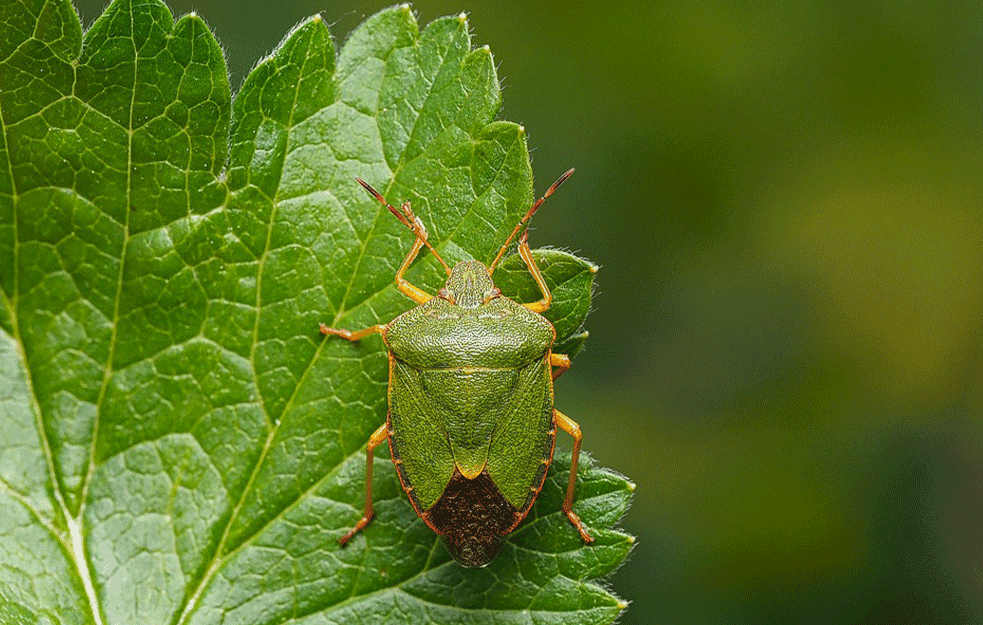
left=489, top=168, right=574, bottom=273
left=355, top=178, right=451, bottom=275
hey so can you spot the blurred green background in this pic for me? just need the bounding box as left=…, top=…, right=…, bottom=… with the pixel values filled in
left=72, top=1, right=983, bottom=622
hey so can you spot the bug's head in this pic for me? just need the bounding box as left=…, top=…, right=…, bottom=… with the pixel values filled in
left=439, top=259, right=499, bottom=308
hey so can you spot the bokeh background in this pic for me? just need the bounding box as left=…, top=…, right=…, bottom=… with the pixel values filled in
left=71, top=1, right=983, bottom=623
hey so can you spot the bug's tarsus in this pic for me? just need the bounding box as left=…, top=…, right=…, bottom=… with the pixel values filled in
left=489, top=168, right=575, bottom=273
left=355, top=177, right=450, bottom=275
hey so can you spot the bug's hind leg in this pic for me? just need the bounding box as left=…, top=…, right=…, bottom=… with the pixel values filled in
left=554, top=409, right=594, bottom=543
left=339, top=422, right=390, bottom=545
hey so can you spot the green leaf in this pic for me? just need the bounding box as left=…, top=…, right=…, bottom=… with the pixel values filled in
left=0, top=1, right=634, bottom=624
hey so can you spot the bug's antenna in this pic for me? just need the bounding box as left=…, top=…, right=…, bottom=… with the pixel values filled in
left=355, top=178, right=451, bottom=275
left=489, top=168, right=574, bottom=273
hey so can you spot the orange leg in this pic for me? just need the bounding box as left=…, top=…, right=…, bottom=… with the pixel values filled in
left=554, top=409, right=593, bottom=543
left=339, top=422, right=390, bottom=545
left=549, top=352, right=571, bottom=381
left=518, top=231, right=552, bottom=313
left=394, top=235, right=432, bottom=304
left=321, top=200, right=434, bottom=338
left=355, top=177, right=446, bottom=302
left=489, top=168, right=574, bottom=271
left=319, top=323, right=386, bottom=341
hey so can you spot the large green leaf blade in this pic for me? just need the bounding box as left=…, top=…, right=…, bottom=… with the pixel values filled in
left=0, top=2, right=634, bottom=624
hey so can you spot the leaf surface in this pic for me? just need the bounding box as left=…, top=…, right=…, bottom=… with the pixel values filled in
left=0, top=2, right=634, bottom=623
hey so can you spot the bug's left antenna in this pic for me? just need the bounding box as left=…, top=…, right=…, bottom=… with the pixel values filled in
left=489, top=168, right=574, bottom=272
left=355, top=178, right=451, bottom=275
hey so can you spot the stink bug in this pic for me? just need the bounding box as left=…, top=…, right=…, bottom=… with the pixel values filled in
left=321, top=170, right=593, bottom=567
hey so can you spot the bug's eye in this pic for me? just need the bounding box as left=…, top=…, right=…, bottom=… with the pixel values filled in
left=438, top=287, right=455, bottom=304
left=482, top=287, right=501, bottom=304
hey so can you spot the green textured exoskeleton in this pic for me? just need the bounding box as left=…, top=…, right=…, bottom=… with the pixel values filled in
left=321, top=171, right=592, bottom=567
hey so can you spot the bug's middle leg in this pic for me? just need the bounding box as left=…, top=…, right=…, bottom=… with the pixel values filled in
left=549, top=353, right=571, bottom=381
left=339, top=422, right=390, bottom=545
left=554, top=408, right=594, bottom=543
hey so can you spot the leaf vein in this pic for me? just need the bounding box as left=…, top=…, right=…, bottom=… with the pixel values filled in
left=175, top=26, right=329, bottom=624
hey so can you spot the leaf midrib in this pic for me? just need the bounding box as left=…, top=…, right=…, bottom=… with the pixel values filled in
left=70, top=7, right=147, bottom=624
left=0, top=13, right=106, bottom=625
left=332, top=39, right=423, bottom=319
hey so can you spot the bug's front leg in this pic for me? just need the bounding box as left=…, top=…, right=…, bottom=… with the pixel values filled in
left=319, top=323, right=386, bottom=341
left=354, top=176, right=443, bottom=304
left=518, top=230, right=552, bottom=313
left=339, top=422, right=390, bottom=545
left=394, top=235, right=433, bottom=304
left=554, top=409, right=594, bottom=543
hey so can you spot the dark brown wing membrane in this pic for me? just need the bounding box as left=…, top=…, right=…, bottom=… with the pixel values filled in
left=424, top=469, right=520, bottom=568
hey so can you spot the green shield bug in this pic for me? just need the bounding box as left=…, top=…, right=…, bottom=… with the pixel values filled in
left=321, top=170, right=593, bottom=567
